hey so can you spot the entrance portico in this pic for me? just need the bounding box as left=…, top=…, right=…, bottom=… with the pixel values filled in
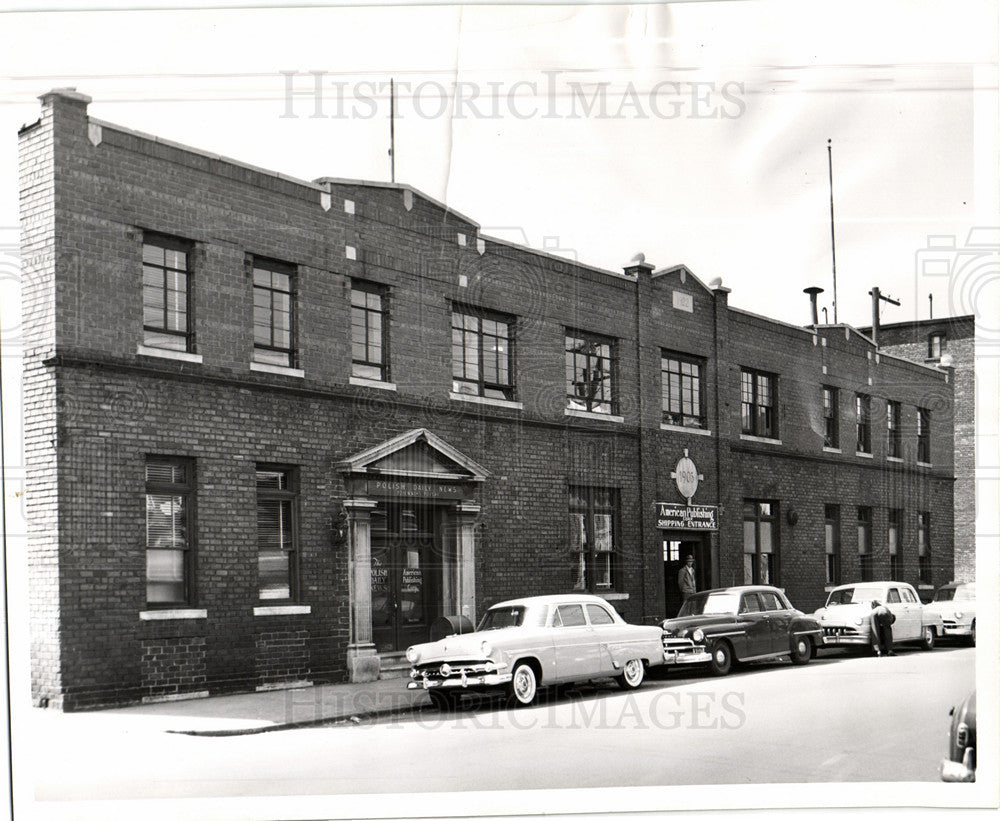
left=338, top=429, right=489, bottom=682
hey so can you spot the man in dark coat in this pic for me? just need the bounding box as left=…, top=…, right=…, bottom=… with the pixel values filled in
left=678, top=555, right=696, bottom=602
left=870, top=600, right=896, bottom=656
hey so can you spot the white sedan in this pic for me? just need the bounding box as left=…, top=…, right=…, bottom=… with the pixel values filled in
left=925, top=582, right=976, bottom=645
left=814, top=581, right=943, bottom=652
left=406, top=594, right=664, bottom=708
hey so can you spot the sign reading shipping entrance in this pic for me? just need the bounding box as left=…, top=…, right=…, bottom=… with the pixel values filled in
left=656, top=502, right=718, bottom=530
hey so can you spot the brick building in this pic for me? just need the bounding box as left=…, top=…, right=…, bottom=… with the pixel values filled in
left=859, top=315, right=975, bottom=584
left=19, top=89, right=956, bottom=710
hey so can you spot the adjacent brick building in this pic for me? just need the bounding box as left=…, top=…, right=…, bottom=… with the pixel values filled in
left=20, top=89, right=957, bottom=710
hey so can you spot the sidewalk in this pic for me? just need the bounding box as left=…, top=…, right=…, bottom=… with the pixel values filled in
left=38, top=677, right=434, bottom=737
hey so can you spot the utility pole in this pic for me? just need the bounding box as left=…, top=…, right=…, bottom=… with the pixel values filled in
left=869, top=286, right=901, bottom=347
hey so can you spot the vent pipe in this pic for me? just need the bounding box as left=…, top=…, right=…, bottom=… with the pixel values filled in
left=803, top=286, right=825, bottom=326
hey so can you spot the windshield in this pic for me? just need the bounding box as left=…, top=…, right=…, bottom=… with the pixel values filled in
left=478, top=606, right=525, bottom=630
left=934, top=587, right=956, bottom=602
left=679, top=593, right=740, bottom=617
left=935, top=585, right=975, bottom=602
left=825, top=587, right=882, bottom=606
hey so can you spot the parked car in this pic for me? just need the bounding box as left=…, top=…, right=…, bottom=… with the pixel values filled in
left=813, top=581, right=942, bottom=652
left=406, top=594, right=664, bottom=708
left=925, top=582, right=976, bottom=645
left=941, top=691, right=976, bottom=782
left=660, top=585, right=824, bottom=676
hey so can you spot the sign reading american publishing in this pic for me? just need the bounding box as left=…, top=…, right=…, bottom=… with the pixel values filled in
left=656, top=502, right=718, bottom=530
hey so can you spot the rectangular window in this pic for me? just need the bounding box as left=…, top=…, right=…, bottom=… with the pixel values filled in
left=253, top=258, right=296, bottom=367
left=823, top=386, right=839, bottom=449
left=145, top=457, right=194, bottom=605
left=856, top=394, right=872, bottom=453
left=142, top=235, right=192, bottom=352
left=351, top=281, right=389, bottom=381
left=742, top=500, right=779, bottom=585
left=917, top=408, right=931, bottom=463
left=824, top=504, right=840, bottom=585
left=569, top=486, right=618, bottom=592
left=858, top=506, right=873, bottom=581
left=887, top=401, right=902, bottom=458
left=256, top=467, right=298, bottom=601
left=928, top=333, right=945, bottom=359
left=741, top=369, right=776, bottom=438
left=566, top=332, right=616, bottom=414
left=452, top=307, right=515, bottom=400
left=917, top=511, right=931, bottom=583
left=888, top=509, right=902, bottom=581
left=661, top=353, right=706, bottom=428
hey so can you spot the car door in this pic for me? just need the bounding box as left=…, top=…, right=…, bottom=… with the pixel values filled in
left=897, top=586, right=922, bottom=640
left=552, top=603, right=600, bottom=680
left=759, top=590, right=792, bottom=654
left=884, top=587, right=913, bottom=640
left=736, top=592, right=772, bottom=658
left=585, top=602, right=622, bottom=674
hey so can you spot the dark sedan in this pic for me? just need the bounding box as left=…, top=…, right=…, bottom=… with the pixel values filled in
left=661, top=585, right=824, bottom=676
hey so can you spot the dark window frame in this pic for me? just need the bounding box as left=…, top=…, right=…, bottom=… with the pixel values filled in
left=661, top=352, right=707, bottom=429
left=928, top=332, right=945, bottom=359
left=252, top=257, right=297, bottom=368
left=888, top=508, right=903, bottom=581
left=566, top=330, right=617, bottom=415
left=568, top=485, right=619, bottom=593
left=255, top=465, right=300, bottom=602
left=822, top=386, right=840, bottom=449
left=824, top=504, right=841, bottom=585
left=144, top=456, right=195, bottom=606
left=142, top=233, right=193, bottom=352
left=887, top=400, right=902, bottom=459
left=451, top=305, right=516, bottom=400
left=741, top=368, right=777, bottom=438
left=351, top=280, right=391, bottom=382
left=917, top=511, right=931, bottom=583
left=742, top=500, right=780, bottom=586
left=858, top=506, right=873, bottom=581
left=856, top=393, right=872, bottom=454
left=917, top=407, right=931, bottom=463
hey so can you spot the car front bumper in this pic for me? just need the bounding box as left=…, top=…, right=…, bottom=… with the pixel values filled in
left=408, top=672, right=513, bottom=691
left=940, top=749, right=976, bottom=782
left=662, top=639, right=712, bottom=665
left=941, top=622, right=973, bottom=637
left=820, top=633, right=870, bottom=646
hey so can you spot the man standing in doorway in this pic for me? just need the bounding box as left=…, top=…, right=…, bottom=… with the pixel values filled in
left=678, top=554, right=696, bottom=602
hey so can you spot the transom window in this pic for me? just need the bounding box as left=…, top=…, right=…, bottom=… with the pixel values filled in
left=145, top=457, right=194, bottom=605
left=566, top=332, right=616, bottom=414
left=253, top=259, right=295, bottom=367
left=452, top=307, right=515, bottom=400
left=856, top=394, right=872, bottom=454
left=887, top=401, right=902, bottom=458
left=256, top=467, right=298, bottom=601
left=822, top=386, right=839, bottom=449
left=351, top=282, right=389, bottom=381
left=742, top=500, right=779, bottom=585
left=569, top=486, right=618, bottom=592
left=741, top=369, right=776, bottom=438
left=662, top=353, right=706, bottom=428
left=142, top=236, right=192, bottom=352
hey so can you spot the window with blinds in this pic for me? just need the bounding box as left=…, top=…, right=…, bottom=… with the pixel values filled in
left=256, top=467, right=298, bottom=601
left=145, top=457, right=194, bottom=605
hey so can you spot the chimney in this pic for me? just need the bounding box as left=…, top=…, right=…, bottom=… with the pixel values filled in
left=623, top=252, right=654, bottom=278
left=803, top=286, right=824, bottom=326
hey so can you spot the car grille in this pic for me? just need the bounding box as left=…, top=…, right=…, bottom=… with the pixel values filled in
left=943, top=619, right=959, bottom=628
left=411, top=660, right=496, bottom=681
left=823, top=626, right=863, bottom=637
left=957, top=723, right=970, bottom=748
left=663, top=637, right=699, bottom=650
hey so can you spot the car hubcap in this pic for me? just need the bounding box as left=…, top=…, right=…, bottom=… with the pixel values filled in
left=625, top=660, right=640, bottom=681
left=514, top=670, right=534, bottom=700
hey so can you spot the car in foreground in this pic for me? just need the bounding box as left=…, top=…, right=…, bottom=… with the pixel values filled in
left=660, top=585, right=824, bottom=676
left=813, top=581, right=942, bottom=652
left=941, top=691, right=976, bottom=782
left=925, top=582, right=976, bottom=645
left=406, top=594, right=664, bottom=708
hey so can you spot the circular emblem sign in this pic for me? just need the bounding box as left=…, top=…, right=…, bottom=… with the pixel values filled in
left=674, top=454, right=700, bottom=501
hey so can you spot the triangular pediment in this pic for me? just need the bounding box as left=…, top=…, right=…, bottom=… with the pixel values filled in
left=338, top=428, right=489, bottom=482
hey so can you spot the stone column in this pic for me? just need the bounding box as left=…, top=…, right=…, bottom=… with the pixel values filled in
left=453, top=502, right=481, bottom=624
left=344, top=498, right=380, bottom=682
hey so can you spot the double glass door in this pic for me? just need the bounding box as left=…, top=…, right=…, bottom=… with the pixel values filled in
left=371, top=505, right=439, bottom=653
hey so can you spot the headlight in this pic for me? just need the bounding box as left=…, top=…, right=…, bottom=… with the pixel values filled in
left=954, top=611, right=963, bottom=619
left=854, top=618, right=863, bottom=627
left=692, top=629, right=705, bottom=643
left=439, top=663, right=452, bottom=677
left=480, top=640, right=492, bottom=656
left=406, top=647, right=419, bottom=664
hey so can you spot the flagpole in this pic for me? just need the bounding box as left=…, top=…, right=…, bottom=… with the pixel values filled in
left=828, top=138, right=838, bottom=324
left=389, top=78, right=395, bottom=183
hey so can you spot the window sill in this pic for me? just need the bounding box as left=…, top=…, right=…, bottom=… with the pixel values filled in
left=565, top=408, right=625, bottom=424
left=251, top=361, right=305, bottom=378
left=740, top=434, right=782, bottom=446
left=887, top=456, right=904, bottom=463
left=855, top=451, right=874, bottom=459
left=254, top=604, right=311, bottom=616
left=139, top=608, right=208, bottom=621
left=449, top=392, right=523, bottom=410
left=660, top=423, right=711, bottom=436
left=137, top=345, right=202, bottom=364
left=596, top=591, right=629, bottom=601
left=350, top=376, right=397, bottom=391
left=917, top=461, right=933, bottom=468
left=823, top=447, right=842, bottom=454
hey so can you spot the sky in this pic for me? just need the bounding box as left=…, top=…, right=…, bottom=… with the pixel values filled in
left=0, top=1, right=998, bottom=817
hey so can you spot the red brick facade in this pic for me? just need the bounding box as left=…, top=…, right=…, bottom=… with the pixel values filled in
left=20, top=90, right=956, bottom=710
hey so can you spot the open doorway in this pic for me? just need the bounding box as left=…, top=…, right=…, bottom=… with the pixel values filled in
left=663, top=535, right=710, bottom=619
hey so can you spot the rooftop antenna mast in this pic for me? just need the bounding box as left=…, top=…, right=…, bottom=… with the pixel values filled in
left=389, top=78, right=396, bottom=183
left=827, top=139, right=839, bottom=324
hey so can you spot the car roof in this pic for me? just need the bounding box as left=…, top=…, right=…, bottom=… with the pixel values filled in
left=488, top=593, right=616, bottom=609
left=693, top=585, right=788, bottom=596
left=829, top=581, right=913, bottom=590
